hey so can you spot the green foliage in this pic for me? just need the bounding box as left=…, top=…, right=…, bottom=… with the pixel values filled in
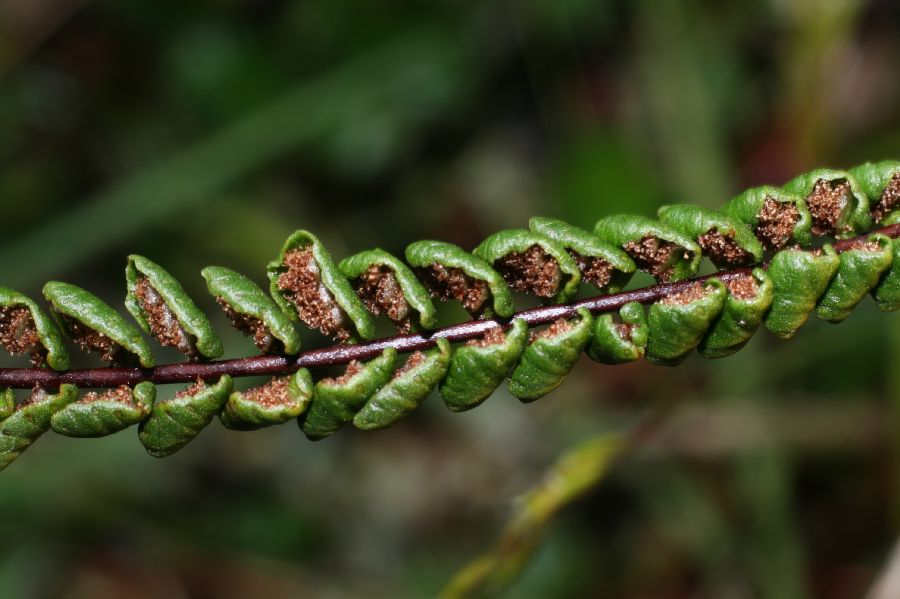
left=440, top=319, right=529, bottom=412
left=593, top=214, right=702, bottom=282
left=782, top=169, right=871, bottom=238
left=50, top=382, right=155, bottom=438
left=0, top=389, right=13, bottom=421
left=0, top=385, right=77, bottom=470
left=354, top=338, right=452, bottom=430
left=722, top=186, right=813, bottom=249
left=472, top=229, right=582, bottom=303
left=698, top=268, right=773, bottom=359
left=875, top=218, right=900, bottom=311
left=405, top=240, right=515, bottom=317
left=509, top=308, right=593, bottom=402
left=816, top=234, right=893, bottom=322
left=647, top=279, right=727, bottom=366
left=339, top=248, right=439, bottom=331
left=139, top=375, right=233, bottom=457
left=301, top=349, right=397, bottom=440
left=441, top=433, right=625, bottom=598
left=220, top=370, right=313, bottom=430
left=657, top=203, right=764, bottom=265
left=126, top=255, right=224, bottom=359
left=0, top=160, right=898, bottom=471
left=0, top=286, right=69, bottom=371
left=267, top=229, right=375, bottom=341
left=43, top=281, right=155, bottom=368
left=850, top=161, right=900, bottom=216
left=764, top=246, right=841, bottom=339
left=202, top=266, right=302, bottom=354
left=528, top=217, right=635, bottom=293
left=586, top=302, right=649, bottom=364
left=1, top=4, right=898, bottom=596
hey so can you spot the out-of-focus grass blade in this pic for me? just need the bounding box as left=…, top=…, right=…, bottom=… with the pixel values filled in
left=440, top=433, right=623, bottom=598
left=0, top=27, right=470, bottom=290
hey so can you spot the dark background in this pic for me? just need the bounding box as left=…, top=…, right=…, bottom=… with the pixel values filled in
left=1, top=1, right=899, bottom=597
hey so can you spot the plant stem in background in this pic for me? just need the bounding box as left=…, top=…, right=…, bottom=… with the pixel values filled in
left=440, top=401, right=674, bottom=598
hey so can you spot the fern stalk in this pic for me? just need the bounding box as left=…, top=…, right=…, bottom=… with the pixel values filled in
left=0, top=222, right=896, bottom=391
left=0, top=160, right=897, bottom=465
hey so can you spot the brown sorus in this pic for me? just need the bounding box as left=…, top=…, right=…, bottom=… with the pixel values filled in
left=661, top=282, right=708, bottom=306
left=568, top=249, right=614, bottom=289
left=243, top=375, right=294, bottom=407
left=323, top=360, right=364, bottom=386
left=848, top=239, right=883, bottom=252
left=60, top=314, right=121, bottom=363
left=872, top=173, right=900, bottom=223
left=623, top=236, right=680, bottom=282
left=467, top=325, right=506, bottom=348
left=494, top=245, right=561, bottom=299
left=416, top=263, right=489, bottom=316
left=533, top=318, right=573, bottom=342
left=354, top=265, right=412, bottom=333
left=23, top=386, right=48, bottom=406
left=806, top=178, right=851, bottom=236
left=135, top=277, right=198, bottom=359
left=395, top=351, right=427, bottom=377
left=756, top=197, right=800, bottom=251
left=697, top=229, right=752, bottom=267
left=615, top=322, right=636, bottom=342
left=0, top=306, right=42, bottom=366
left=277, top=248, right=351, bottom=342
left=174, top=378, right=207, bottom=400
left=80, top=385, right=133, bottom=405
left=725, top=274, right=759, bottom=301
left=216, top=298, right=276, bottom=353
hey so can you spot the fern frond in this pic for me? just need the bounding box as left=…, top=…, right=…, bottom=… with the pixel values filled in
left=0, top=160, right=898, bottom=469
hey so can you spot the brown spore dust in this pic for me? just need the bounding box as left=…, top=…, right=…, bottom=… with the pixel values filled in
left=847, top=239, right=883, bottom=252
left=395, top=351, right=427, bottom=377
left=0, top=306, right=43, bottom=366
left=467, top=325, right=506, bottom=348
left=276, top=248, right=351, bottom=342
left=60, top=314, right=121, bottom=363
left=135, top=277, right=198, bottom=359
left=661, top=282, right=709, bottom=306
left=323, top=360, right=364, bottom=386
left=568, top=249, right=613, bottom=289
left=494, top=245, right=561, bottom=299
left=174, top=378, right=207, bottom=400
left=623, top=236, right=681, bottom=282
left=216, top=299, right=276, bottom=353
left=80, top=385, right=133, bottom=405
left=806, top=178, right=851, bottom=236
left=354, top=265, right=412, bottom=333
left=530, top=318, right=573, bottom=343
left=416, top=264, right=489, bottom=316
left=615, top=322, right=636, bottom=342
left=23, top=386, right=48, bottom=406
left=697, top=229, right=752, bottom=267
left=872, top=173, right=900, bottom=223
left=756, top=197, right=799, bottom=251
left=243, top=375, right=294, bottom=407
left=725, top=274, right=759, bottom=301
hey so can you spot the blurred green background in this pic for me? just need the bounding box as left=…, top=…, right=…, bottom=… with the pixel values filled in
left=1, top=0, right=899, bottom=597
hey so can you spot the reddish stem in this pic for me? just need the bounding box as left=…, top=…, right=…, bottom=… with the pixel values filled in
left=2, top=224, right=898, bottom=390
